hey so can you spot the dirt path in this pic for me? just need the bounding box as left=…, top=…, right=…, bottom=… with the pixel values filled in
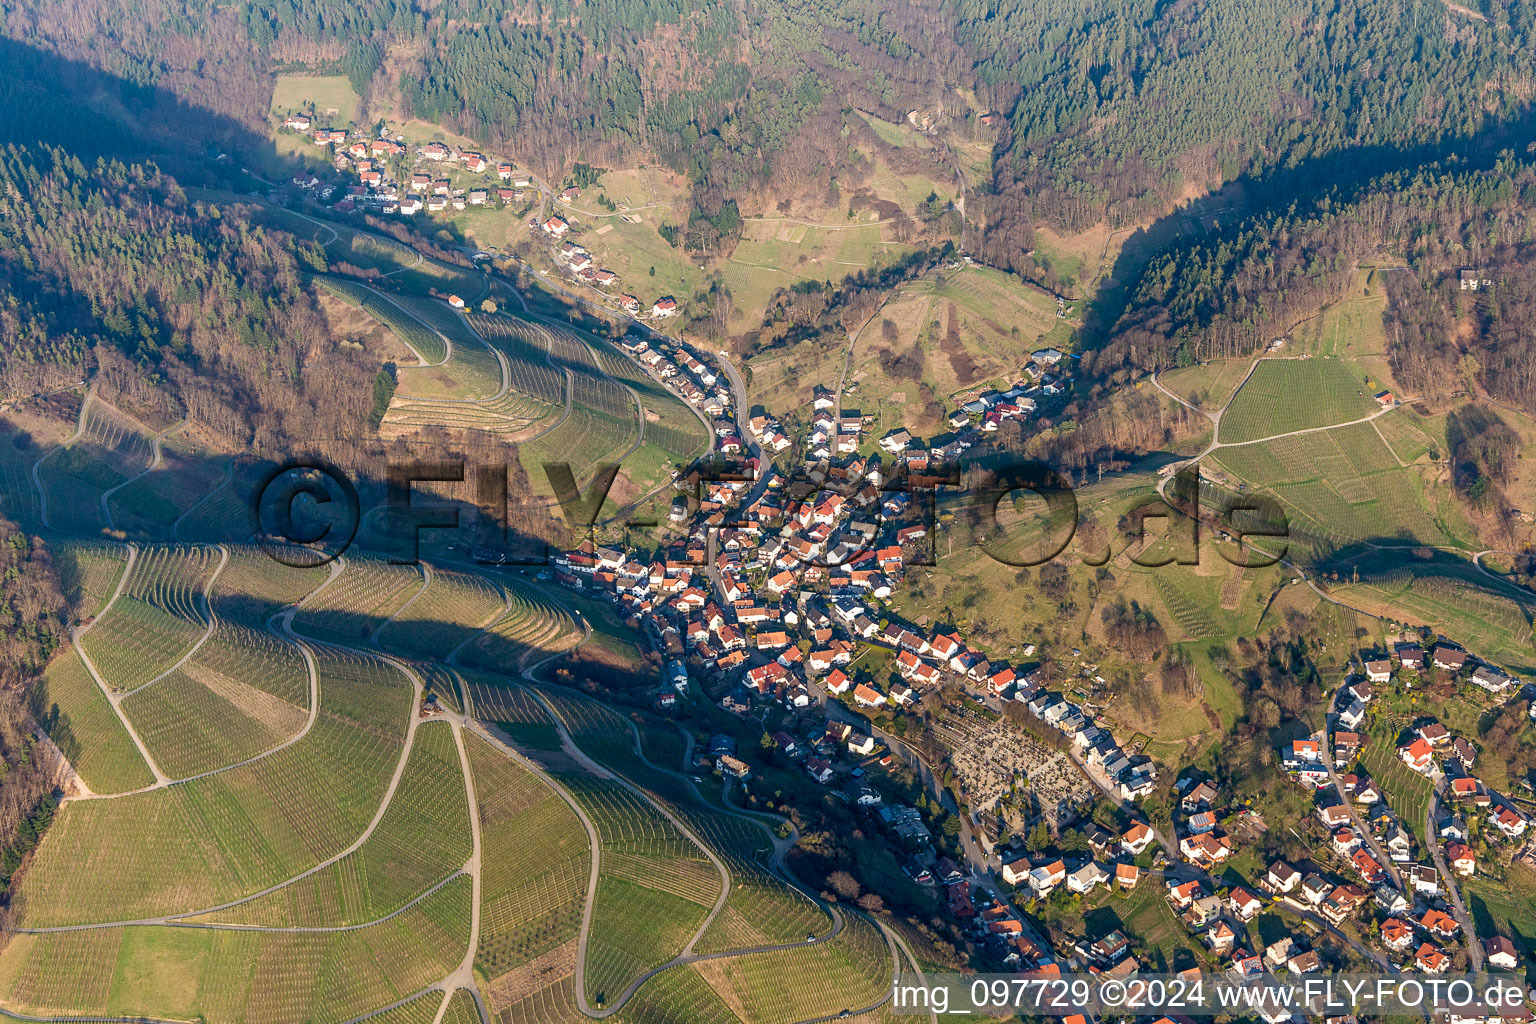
left=98, top=419, right=187, bottom=531
left=118, top=544, right=230, bottom=697
left=31, top=384, right=95, bottom=531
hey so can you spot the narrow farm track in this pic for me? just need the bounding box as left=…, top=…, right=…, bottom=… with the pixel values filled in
left=118, top=544, right=230, bottom=697
left=98, top=418, right=187, bottom=531
left=64, top=550, right=341, bottom=803
left=30, top=384, right=94, bottom=531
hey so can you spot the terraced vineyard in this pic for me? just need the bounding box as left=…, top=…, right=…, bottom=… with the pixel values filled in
left=384, top=311, right=562, bottom=441
left=15, top=648, right=411, bottom=927
left=37, top=402, right=155, bottom=536
left=1218, top=358, right=1378, bottom=444
left=376, top=565, right=507, bottom=660
left=78, top=545, right=221, bottom=692
left=50, top=542, right=128, bottom=620
left=560, top=772, right=719, bottom=1006
left=1211, top=422, right=1476, bottom=552
left=209, top=547, right=332, bottom=626
left=119, top=618, right=312, bottom=778
left=456, top=582, right=582, bottom=672
left=290, top=556, right=423, bottom=645
left=689, top=912, right=893, bottom=1021
left=27, top=649, right=154, bottom=795
left=467, top=730, right=591, bottom=1005
left=538, top=687, right=832, bottom=954
left=16, top=537, right=908, bottom=1022
left=466, top=314, right=568, bottom=404
left=320, top=276, right=449, bottom=364
left=104, top=432, right=228, bottom=538
left=193, top=719, right=471, bottom=927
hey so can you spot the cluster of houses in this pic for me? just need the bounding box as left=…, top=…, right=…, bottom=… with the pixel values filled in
left=1277, top=646, right=1531, bottom=974
left=618, top=337, right=732, bottom=418
left=938, top=346, right=1070, bottom=436
left=551, top=240, right=622, bottom=293
left=279, top=117, right=537, bottom=217
left=538, top=218, right=675, bottom=319
left=547, top=335, right=1163, bottom=870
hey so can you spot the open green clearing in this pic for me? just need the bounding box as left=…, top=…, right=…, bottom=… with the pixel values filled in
left=270, top=74, right=359, bottom=122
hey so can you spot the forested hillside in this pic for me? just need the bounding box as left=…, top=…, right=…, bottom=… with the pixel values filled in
left=960, top=0, right=1536, bottom=233
left=1095, top=154, right=1536, bottom=404
left=12, top=0, right=1529, bottom=254
left=0, top=145, right=376, bottom=447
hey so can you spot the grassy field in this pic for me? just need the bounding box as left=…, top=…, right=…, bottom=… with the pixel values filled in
left=270, top=74, right=360, bottom=122
left=105, top=433, right=230, bottom=539
left=1157, top=359, right=1256, bottom=412
left=1219, top=358, right=1379, bottom=444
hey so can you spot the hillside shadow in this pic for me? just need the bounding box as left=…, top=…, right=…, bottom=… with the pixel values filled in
left=0, top=35, right=278, bottom=186
left=1077, top=105, right=1536, bottom=364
